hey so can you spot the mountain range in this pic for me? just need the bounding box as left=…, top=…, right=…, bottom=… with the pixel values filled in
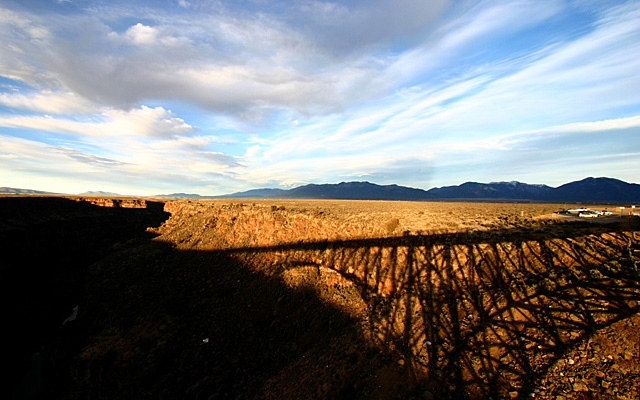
left=80, top=191, right=121, bottom=196
left=217, top=177, right=640, bottom=202
left=0, top=187, right=58, bottom=195
left=2, top=177, right=639, bottom=202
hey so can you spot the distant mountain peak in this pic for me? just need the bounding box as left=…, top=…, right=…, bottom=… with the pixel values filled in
left=80, top=191, right=121, bottom=196
left=154, top=193, right=202, bottom=198
left=215, top=188, right=286, bottom=198
left=0, top=187, right=58, bottom=195
left=547, top=177, right=640, bottom=202
left=428, top=181, right=553, bottom=200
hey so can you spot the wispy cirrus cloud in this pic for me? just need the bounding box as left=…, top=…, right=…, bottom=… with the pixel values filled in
left=0, top=105, right=195, bottom=138
left=0, top=0, right=453, bottom=119
left=0, top=131, right=245, bottom=195
left=0, top=90, right=95, bottom=114
left=0, top=0, right=639, bottom=194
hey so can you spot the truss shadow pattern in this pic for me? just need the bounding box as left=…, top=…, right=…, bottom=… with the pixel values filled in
left=222, top=225, right=639, bottom=398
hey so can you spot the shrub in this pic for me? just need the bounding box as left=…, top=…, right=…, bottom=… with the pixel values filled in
left=385, top=218, right=399, bottom=234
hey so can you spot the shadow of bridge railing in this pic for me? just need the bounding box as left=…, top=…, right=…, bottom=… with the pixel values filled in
left=220, top=223, right=639, bottom=399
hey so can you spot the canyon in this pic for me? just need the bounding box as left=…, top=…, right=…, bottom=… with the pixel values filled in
left=2, top=196, right=639, bottom=399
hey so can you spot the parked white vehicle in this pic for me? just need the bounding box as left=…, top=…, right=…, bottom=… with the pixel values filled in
left=568, top=207, right=589, bottom=214
left=559, top=207, right=613, bottom=218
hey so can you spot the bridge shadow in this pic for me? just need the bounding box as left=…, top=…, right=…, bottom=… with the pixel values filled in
left=7, top=200, right=637, bottom=399
left=216, top=220, right=639, bottom=399
left=71, top=239, right=400, bottom=399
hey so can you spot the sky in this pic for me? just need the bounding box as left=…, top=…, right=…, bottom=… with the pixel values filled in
left=0, top=0, right=639, bottom=195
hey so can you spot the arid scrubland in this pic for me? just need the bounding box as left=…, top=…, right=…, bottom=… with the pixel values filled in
left=156, top=199, right=596, bottom=246
left=4, top=197, right=638, bottom=399
left=77, top=199, right=638, bottom=399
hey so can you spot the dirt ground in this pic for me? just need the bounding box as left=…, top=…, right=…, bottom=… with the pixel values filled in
left=6, top=197, right=638, bottom=399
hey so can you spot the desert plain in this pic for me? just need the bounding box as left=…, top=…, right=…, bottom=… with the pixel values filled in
left=2, top=196, right=639, bottom=399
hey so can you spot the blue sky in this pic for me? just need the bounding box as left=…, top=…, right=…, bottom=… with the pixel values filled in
left=0, top=0, right=639, bottom=195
